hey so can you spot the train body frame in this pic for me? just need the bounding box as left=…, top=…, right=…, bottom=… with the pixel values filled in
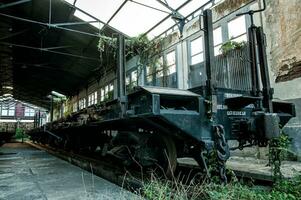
left=28, top=7, right=296, bottom=181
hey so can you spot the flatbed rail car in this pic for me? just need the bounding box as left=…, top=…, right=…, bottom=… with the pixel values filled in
left=28, top=7, right=295, bottom=182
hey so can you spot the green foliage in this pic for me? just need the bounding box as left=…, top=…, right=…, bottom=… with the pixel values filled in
left=63, top=97, right=72, bottom=117
left=220, top=40, right=246, bottom=55
left=273, top=175, right=301, bottom=198
left=141, top=175, right=301, bottom=200
left=15, top=128, right=24, bottom=139
left=98, top=34, right=163, bottom=80
left=98, top=34, right=162, bottom=65
left=106, top=90, right=114, bottom=101
left=268, top=133, right=292, bottom=181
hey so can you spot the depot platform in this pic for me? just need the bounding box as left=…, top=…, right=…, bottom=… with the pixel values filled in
left=0, top=143, right=138, bottom=200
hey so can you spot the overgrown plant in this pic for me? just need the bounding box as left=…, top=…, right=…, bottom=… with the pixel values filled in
left=219, top=40, right=246, bottom=55
left=268, top=132, right=291, bottom=181
left=98, top=34, right=164, bottom=82
left=139, top=173, right=301, bottom=200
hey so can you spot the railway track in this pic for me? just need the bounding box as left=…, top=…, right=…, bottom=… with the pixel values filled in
left=26, top=141, right=143, bottom=191
left=26, top=141, right=276, bottom=192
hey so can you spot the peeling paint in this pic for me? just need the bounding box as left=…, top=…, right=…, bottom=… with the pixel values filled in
left=214, top=0, right=253, bottom=14
left=276, top=58, right=301, bottom=83
left=264, top=0, right=301, bottom=82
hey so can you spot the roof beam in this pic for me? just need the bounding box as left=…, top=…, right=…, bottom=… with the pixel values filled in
left=51, top=21, right=98, bottom=27
left=144, top=0, right=191, bottom=36
left=0, top=12, right=101, bottom=38
left=0, top=29, right=28, bottom=40
left=128, top=0, right=170, bottom=14
left=97, top=0, right=128, bottom=36
left=107, top=0, right=128, bottom=24
left=0, top=0, right=31, bottom=9
left=0, top=42, right=100, bottom=61
left=64, top=2, right=130, bottom=37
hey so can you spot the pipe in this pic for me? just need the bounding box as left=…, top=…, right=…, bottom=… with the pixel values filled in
left=117, top=34, right=126, bottom=99
left=117, top=34, right=127, bottom=117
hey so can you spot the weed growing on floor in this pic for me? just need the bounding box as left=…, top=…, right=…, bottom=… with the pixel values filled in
left=139, top=173, right=301, bottom=200
left=268, top=133, right=292, bottom=181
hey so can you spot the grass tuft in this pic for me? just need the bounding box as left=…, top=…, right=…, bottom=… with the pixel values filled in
left=139, top=173, right=301, bottom=200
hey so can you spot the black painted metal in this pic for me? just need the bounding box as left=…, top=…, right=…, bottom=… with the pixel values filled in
left=203, top=9, right=214, bottom=99
left=117, top=34, right=127, bottom=118
left=0, top=0, right=31, bottom=9
left=27, top=6, right=295, bottom=180
left=247, top=26, right=260, bottom=96
left=50, top=95, right=53, bottom=122
left=256, top=27, right=273, bottom=112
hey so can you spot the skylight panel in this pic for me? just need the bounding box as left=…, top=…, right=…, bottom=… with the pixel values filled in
left=178, top=0, right=209, bottom=17
left=75, top=0, right=125, bottom=23
left=147, top=18, right=176, bottom=39
left=74, top=10, right=104, bottom=29
left=165, top=0, right=185, bottom=9
left=109, top=1, right=168, bottom=37
left=133, top=0, right=170, bottom=13
left=63, top=0, right=75, bottom=5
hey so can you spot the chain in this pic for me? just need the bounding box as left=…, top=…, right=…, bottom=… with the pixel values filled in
left=215, top=125, right=230, bottom=184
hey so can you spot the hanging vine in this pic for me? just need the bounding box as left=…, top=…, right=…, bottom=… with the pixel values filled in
left=97, top=34, right=164, bottom=80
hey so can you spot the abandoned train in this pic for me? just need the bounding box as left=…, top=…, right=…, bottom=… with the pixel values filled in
left=27, top=8, right=295, bottom=181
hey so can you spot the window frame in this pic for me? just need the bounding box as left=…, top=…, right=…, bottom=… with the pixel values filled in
left=145, top=47, right=177, bottom=87
left=100, top=82, right=114, bottom=102
left=0, top=104, right=15, bottom=116
left=72, top=102, right=78, bottom=112
left=126, top=68, right=138, bottom=93
left=189, top=35, right=204, bottom=66
left=227, top=15, right=248, bottom=43
left=88, top=91, right=98, bottom=106
left=24, top=107, right=35, bottom=117
left=78, top=98, right=86, bottom=110
left=213, top=26, right=223, bottom=56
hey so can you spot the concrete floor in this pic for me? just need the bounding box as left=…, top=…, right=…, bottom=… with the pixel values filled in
left=178, top=156, right=301, bottom=181
left=0, top=143, right=139, bottom=200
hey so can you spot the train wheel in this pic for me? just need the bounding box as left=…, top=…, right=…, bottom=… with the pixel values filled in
left=145, top=134, right=177, bottom=178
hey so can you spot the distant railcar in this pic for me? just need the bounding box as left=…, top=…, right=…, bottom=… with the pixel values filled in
left=0, top=131, right=14, bottom=146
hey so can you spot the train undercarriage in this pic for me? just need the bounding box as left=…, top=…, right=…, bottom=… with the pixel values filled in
left=27, top=7, right=295, bottom=182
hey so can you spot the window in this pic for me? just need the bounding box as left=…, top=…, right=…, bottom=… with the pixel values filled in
left=156, top=56, right=164, bottom=77
left=146, top=51, right=177, bottom=87
left=146, top=56, right=164, bottom=82
left=190, top=36, right=204, bottom=65
left=166, top=51, right=176, bottom=75
left=72, top=102, right=78, bottom=112
left=228, top=16, right=247, bottom=42
left=88, top=91, right=98, bottom=106
left=126, top=70, right=138, bottom=92
left=1, top=105, right=15, bottom=116
left=213, top=27, right=223, bottom=55
left=24, top=107, right=35, bottom=117
left=79, top=98, right=86, bottom=110
left=100, top=83, right=114, bottom=102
